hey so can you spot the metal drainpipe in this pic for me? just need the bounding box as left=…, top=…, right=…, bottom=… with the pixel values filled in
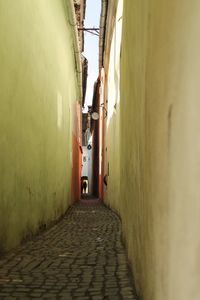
left=99, top=0, right=108, bottom=72
left=64, top=0, right=82, bottom=101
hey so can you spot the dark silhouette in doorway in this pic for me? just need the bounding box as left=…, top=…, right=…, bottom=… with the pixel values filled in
left=81, top=180, right=88, bottom=194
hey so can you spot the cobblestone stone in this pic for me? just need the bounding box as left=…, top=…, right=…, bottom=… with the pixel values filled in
left=0, top=199, right=137, bottom=299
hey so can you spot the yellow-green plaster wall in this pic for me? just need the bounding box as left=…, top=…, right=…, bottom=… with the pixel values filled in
left=105, top=0, right=200, bottom=299
left=0, top=0, right=79, bottom=251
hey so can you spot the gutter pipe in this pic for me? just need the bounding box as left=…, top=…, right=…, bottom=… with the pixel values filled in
left=64, top=0, right=82, bottom=101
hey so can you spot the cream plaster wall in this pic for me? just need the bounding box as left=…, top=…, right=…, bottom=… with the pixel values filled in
left=104, top=0, right=123, bottom=211
left=104, top=0, right=200, bottom=299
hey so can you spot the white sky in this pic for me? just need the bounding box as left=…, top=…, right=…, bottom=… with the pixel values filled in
left=82, top=0, right=101, bottom=112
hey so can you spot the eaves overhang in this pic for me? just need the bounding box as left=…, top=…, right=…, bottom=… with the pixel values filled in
left=99, top=0, right=119, bottom=72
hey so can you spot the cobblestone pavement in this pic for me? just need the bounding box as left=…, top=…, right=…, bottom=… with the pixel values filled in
left=0, top=200, right=137, bottom=299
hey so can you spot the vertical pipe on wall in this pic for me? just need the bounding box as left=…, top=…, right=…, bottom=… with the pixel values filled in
left=64, top=0, right=82, bottom=101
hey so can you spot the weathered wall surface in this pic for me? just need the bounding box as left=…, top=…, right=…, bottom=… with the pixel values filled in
left=104, top=0, right=200, bottom=299
left=0, top=0, right=79, bottom=251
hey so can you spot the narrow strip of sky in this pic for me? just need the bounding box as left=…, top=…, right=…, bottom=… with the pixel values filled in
left=83, top=0, right=101, bottom=111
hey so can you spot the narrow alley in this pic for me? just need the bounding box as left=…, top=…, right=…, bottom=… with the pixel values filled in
left=0, top=200, right=136, bottom=299
left=1, top=0, right=200, bottom=299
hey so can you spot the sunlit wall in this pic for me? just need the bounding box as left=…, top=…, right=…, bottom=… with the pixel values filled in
left=104, top=0, right=123, bottom=209
left=0, top=0, right=79, bottom=251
